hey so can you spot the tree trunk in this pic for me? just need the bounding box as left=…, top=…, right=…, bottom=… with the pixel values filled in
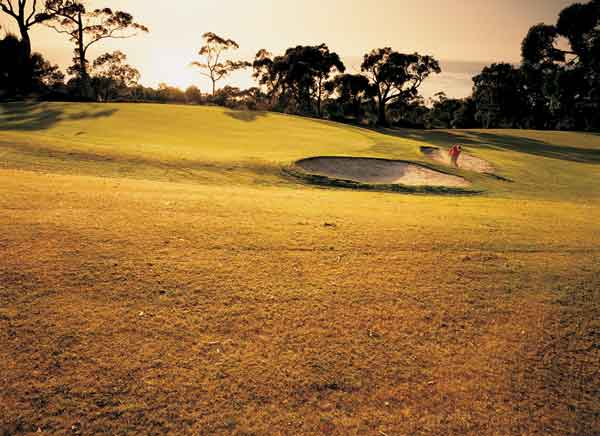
left=317, top=77, right=323, bottom=118
left=377, top=99, right=388, bottom=126
left=18, top=24, right=32, bottom=59
left=76, top=12, right=93, bottom=100
left=356, top=97, right=365, bottom=120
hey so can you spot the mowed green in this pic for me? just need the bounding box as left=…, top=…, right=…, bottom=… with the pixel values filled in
left=0, top=102, right=599, bottom=434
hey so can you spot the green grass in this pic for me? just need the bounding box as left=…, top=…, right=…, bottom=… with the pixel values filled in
left=0, top=102, right=598, bottom=434
left=2, top=101, right=599, bottom=201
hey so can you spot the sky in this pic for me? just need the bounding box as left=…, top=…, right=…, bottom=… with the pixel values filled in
left=0, top=0, right=577, bottom=99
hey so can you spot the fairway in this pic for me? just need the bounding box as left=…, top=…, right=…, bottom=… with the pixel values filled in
left=1, top=102, right=599, bottom=434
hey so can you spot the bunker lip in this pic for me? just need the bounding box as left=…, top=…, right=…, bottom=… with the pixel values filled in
left=294, top=156, right=471, bottom=188
left=421, top=146, right=495, bottom=174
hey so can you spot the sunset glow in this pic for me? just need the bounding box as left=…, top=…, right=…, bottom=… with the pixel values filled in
left=1, top=0, right=576, bottom=96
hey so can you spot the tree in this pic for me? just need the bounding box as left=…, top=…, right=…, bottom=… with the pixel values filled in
left=361, top=48, right=441, bottom=126
left=308, top=44, right=346, bottom=117
left=472, top=63, right=528, bottom=128
left=251, top=44, right=345, bottom=116
left=0, top=0, right=54, bottom=57
left=521, top=24, right=568, bottom=67
left=44, top=1, right=148, bottom=99
left=279, top=44, right=346, bottom=117
left=252, top=49, right=292, bottom=110
left=283, top=44, right=345, bottom=116
left=156, top=83, right=185, bottom=103
left=184, top=85, right=203, bottom=104
left=208, top=85, right=270, bottom=110
left=191, top=32, right=250, bottom=96
left=520, top=1, right=600, bottom=129
left=427, top=92, right=461, bottom=128
left=0, top=32, right=63, bottom=96
left=425, top=93, right=478, bottom=129
left=0, top=33, right=28, bottom=93
left=556, top=0, right=600, bottom=66
left=451, top=97, right=478, bottom=129
left=239, top=87, right=269, bottom=110
left=91, top=50, right=139, bottom=101
left=324, top=73, right=371, bottom=120
left=387, top=97, right=430, bottom=128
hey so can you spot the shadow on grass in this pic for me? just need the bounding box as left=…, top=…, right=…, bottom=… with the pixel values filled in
left=381, top=128, right=600, bottom=164
left=0, top=101, right=118, bottom=131
left=224, top=110, right=268, bottom=122
left=0, top=139, right=285, bottom=186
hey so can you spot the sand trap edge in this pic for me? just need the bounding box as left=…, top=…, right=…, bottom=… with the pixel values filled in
left=283, top=157, right=482, bottom=195
left=420, top=146, right=510, bottom=181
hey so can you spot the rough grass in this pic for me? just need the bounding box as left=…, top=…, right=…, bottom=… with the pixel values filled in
left=0, top=102, right=599, bottom=435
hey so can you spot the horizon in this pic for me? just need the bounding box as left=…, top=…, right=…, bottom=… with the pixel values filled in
left=1, top=0, right=575, bottom=98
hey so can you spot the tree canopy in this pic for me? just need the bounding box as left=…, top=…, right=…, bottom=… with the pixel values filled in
left=471, top=63, right=528, bottom=128
left=361, top=48, right=441, bottom=125
left=324, top=73, right=372, bottom=121
left=251, top=44, right=345, bottom=116
left=44, top=1, right=148, bottom=98
left=91, top=50, right=140, bottom=101
left=517, top=0, right=600, bottom=129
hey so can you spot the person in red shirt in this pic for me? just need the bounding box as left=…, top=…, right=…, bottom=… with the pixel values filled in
left=448, top=144, right=463, bottom=167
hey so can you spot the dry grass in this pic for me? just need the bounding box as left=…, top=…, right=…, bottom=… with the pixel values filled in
left=0, top=103, right=599, bottom=435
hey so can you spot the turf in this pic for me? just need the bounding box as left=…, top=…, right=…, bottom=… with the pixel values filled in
left=0, top=102, right=599, bottom=434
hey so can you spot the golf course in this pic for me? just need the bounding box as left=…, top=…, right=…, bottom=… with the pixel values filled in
left=0, top=101, right=599, bottom=434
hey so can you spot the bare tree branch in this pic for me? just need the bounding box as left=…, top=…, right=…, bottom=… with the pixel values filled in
left=0, top=1, right=18, bottom=18
left=45, top=23, right=73, bottom=36
left=84, top=30, right=137, bottom=51
left=26, top=0, right=37, bottom=24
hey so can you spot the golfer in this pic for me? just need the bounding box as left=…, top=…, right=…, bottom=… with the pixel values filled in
left=449, top=144, right=463, bottom=167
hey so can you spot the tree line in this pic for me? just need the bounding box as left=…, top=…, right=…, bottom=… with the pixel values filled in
left=1, top=0, right=599, bottom=130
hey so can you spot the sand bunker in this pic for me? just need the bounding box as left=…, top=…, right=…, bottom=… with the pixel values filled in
left=295, top=157, right=470, bottom=188
left=421, top=146, right=494, bottom=173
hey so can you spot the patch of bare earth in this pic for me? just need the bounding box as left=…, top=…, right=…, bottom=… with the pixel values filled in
left=296, top=157, right=470, bottom=188
left=421, top=146, right=495, bottom=173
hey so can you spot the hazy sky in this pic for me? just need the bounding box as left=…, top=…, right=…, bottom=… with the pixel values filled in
left=0, top=0, right=576, bottom=98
